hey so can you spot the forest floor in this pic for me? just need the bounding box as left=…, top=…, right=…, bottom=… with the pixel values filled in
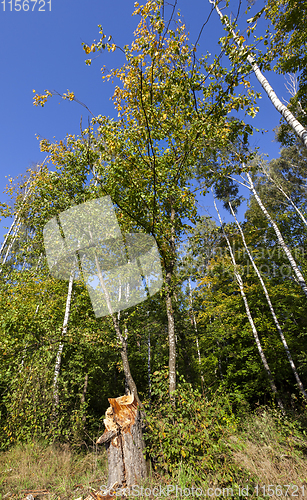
left=1, top=409, right=307, bottom=500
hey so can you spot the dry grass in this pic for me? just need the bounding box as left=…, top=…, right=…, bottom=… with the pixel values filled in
left=1, top=410, right=307, bottom=500
left=0, top=441, right=107, bottom=500
left=230, top=409, right=307, bottom=499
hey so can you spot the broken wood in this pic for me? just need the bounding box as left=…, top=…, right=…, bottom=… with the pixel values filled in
left=96, top=393, right=147, bottom=489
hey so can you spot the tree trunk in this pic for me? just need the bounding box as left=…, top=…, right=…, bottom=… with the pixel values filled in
left=93, top=252, right=141, bottom=405
left=209, top=0, right=307, bottom=148
left=245, top=172, right=307, bottom=299
left=166, top=288, right=176, bottom=396
left=229, top=201, right=307, bottom=403
left=80, top=373, right=89, bottom=422
left=0, top=216, right=20, bottom=260
left=0, top=160, right=46, bottom=265
left=114, top=320, right=141, bottom=404
left=93, top=256, right=147, bottom=493
left=0, top=172, right=34, bottom=259
left=166, top=202, right=177, bottom=397
left=0, top=219, right=21, bottom=270
left=53, top=268, right=74, bottom=407
left=261, top=165, right=307, bottom=226
left=148, top=330, right=151, bottom=400
left=214, top=196, right=284, bottom=411
left=81, top=373, right=89, bottom=404
left=96, top=394, right=147, bottom=490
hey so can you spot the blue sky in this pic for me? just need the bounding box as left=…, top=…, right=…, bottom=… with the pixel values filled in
left=0, top=0, right=289, bottom=244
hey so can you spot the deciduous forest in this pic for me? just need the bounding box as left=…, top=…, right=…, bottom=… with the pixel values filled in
left=1, top=0, right=307, bottom=498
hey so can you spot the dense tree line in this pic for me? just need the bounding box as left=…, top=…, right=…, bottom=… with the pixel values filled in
left=0, top=0, right=307, bottom=482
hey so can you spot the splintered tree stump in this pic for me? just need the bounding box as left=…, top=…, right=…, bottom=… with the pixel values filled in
left=96, top=394, right=147, bottom=489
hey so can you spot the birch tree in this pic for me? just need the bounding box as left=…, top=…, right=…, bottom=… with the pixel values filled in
left=92, top=252, right=141, bottom=404
left=213, top=196, right=284, bottom=410
left=228, top=200, right=307, bottom=402
left=259, top=153, right=307, bottom=227
left=34, top=1, right=256, bottom=398
left=0, top=163, right=45, bottom=273
left=242, top=170, right=307, bottom=299
left=53, top=269, right=75, bottom=408
left=265, top=0, right=307, bottom=145
left=207, top=0, right=307, bottom=148
left=217, top=157, right=307, bottom=300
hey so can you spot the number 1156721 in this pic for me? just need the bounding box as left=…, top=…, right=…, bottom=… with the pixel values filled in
left=1, top=0, right=51, bottom=11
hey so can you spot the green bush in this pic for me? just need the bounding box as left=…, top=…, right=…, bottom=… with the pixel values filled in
left=144, top=370, right=248, bottom=486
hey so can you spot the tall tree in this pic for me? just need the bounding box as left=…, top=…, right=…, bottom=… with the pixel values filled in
left=207, top=0, right=307, bottom=148
left=265, top=0, right=307, bottom=145
left=229, top=200, right=307, bottom=402
left=213, top=196, right=284, bottom=410
left=34, top=0, right=254, bottom=397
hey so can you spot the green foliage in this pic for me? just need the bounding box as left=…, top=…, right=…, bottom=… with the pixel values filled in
left=144, top=370, right=241, bottom=485
left=0, top=272, right=126, bottom=449
left=1, top=1, right=307, bottom=480
left=264, top=0, right=307, bottom=144
left=192, top=177, right=307, bottom=408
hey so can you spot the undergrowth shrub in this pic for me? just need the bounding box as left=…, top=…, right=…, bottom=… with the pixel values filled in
left=144, top=370, right=252, bottom=487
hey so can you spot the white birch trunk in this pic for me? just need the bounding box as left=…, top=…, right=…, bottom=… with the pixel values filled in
left=93, top=249, right=147, bottom=488
left=166, top=290, right=176, bottom=395
left=148, top=330, right=151, bottom=399
left=166, top=203, right=177, bottom=397
left=53, top=269, right=74, bottom=407
left=93, top=253, right=141, bottom=405
left=229, top=201, right=307, bottom=402
left=245, top=172, right=307, bottom=298
left=0, top=181, right=31, bottom=260
left=0, top=158, right=47, bottom=260
left=261, top=166, right=307, bottom=227
left=209, top=0, right=307, bottom=148
left=214, top=197, right=284, bottom=410
left=80, top=373, right=89, bottom=405
left=0, top=217, right=20, bottom=261
left=0, top=219, right=22, bottom=270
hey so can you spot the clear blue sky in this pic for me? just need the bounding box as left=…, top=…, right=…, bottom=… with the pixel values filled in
left=0, top=0, right=289, bottom=242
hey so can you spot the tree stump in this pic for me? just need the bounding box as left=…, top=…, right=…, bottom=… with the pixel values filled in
left=96, top=394, right=147, bottom=489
